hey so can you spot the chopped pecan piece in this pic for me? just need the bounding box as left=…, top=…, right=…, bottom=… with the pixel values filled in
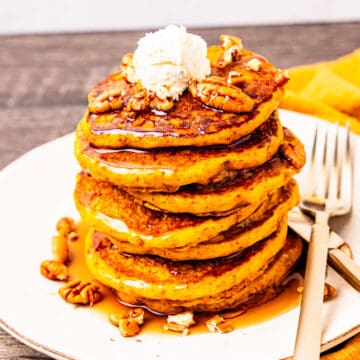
left=323, top=283, right=337, bottom=300
left=40, top=260, right=69, bottom=281
left=206, top=314, right=233, bottom=334
left=339, top=242, right=353, bottom=258
left=118, top=318, right=141, bottom=337
left=58, top=279, right=103, bottom=305
left=67, top=231, right=78, bottom=242
left=190, top=76, right=254, bottom=113
left=163, top=322, right=190, bottom=336
left=279, top=129, right=306, bottom=169
left=213, top=322, right=234, bottom=334
left=163, top=311, right=195, bottom=335
left=246, top=58, right=262, bottom=72
left=121, top=53, right=136, bottom=84
left=89, top=87, right=124, bottom=113
left=297, top=282, right=337, bottom=301
left=109, top=308, right=145, bottom=327
left=126, top=88, right=150, bottom=111
left=219, top=35, right=243, bottom=67
left=149, top=95, right=174, bottom=111
left=109, top=308, right=145, bottom=337
left=205, top=314, right=224, bottom=332
left=274, top=69, right=289, bottom=87
left=56, top=217, right=75, bottom=236
left=51, top=235, right=69, bottom=264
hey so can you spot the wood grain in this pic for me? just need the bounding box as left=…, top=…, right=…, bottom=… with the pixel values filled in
left=1, top=22, right=359, bottom=360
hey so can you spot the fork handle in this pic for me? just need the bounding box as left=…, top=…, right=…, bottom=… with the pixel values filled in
left=294, top=213, right=330, bottom=360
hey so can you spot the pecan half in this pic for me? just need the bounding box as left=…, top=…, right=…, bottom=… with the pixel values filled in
left=190, top=76, right=254, bottom=113
left=58, top=279, right=103, bottom=305
left=40, top=260, right=69, bottom=281
left=89, top=87, right=124, bottom=113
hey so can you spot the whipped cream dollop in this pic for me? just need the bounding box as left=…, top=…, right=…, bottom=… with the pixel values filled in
left=133, top=25, right=211, bottom=100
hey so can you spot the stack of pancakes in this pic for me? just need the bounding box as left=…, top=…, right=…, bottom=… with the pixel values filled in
left=74, top=35, right=306, bottom=314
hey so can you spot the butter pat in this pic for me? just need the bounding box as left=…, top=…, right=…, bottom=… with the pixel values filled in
left=133, top=25, right=210, bottom=100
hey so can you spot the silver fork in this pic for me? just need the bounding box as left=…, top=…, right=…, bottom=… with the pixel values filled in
left=293, top=123, right=352, bottom=360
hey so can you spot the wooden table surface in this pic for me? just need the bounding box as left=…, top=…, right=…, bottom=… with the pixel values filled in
left=1, top=22, right=359, bottom=360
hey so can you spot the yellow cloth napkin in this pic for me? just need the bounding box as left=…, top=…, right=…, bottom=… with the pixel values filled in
left=280, top=50, right=360, bottom=359
left=322, top=333, right=360, bottom=360
left=280, top=49, right=360, bottom=134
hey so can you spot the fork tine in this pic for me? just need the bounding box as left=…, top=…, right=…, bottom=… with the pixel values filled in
left=325, top=123, right=352, bottom=213
left=305, top=124, right=322, bottom=199
left=327, top=124, right=340, bottom=200
left=307, top=124, right=329, bottom=200
left=323, top=125, right=335, bottom=199
left=339, top=123, right=352, bottom=212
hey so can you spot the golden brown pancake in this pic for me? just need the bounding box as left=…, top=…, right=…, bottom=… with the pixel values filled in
left=85, top=225, right=302, bottom=313
left=88, top=179, right=299, bottom=260
left=84, top=47, right=286, bottom=149
left=75, top=112, right=283, bottom=192
left=74, top=171, right=266, bottom=249
left=114, top=233, right=303, bottom=314
left=127, top=127, right=305, bottom=215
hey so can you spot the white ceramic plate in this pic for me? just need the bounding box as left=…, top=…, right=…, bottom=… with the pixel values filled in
left=1, top=110, right=359, bottom=360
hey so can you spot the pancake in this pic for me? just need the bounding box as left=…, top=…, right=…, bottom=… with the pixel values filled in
left=74, top=112, right=283, bottom=192
left=85, top=225, right=302, bottom=313
left=74, top=171, right=266, bottom=250
left=127, top=127, right=305, bottom=215
left=84, top=46, right=286, bottom=149
left=113, top=233, right=303, bottom=314
left=85, top=222, right=287, bottom=301
left=89, top=179, right=299, bottom=260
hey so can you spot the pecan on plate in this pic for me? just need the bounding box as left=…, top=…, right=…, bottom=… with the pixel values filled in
left=40, top=260, right=69, bottom=281
left=56, top=217, right=75, bottom=236
left=297, top=282, right=337, bottom=301
left=163, top=311, right=195, bottom=335
left=58, top=279, right=103, bottom=305
left=109, top=308, right=145, bottom=327
left=109, top=308, right=145, bottom=337
left=206, top=314, right=233, bottom=334
left=51, top=235, right=69, bottom=264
